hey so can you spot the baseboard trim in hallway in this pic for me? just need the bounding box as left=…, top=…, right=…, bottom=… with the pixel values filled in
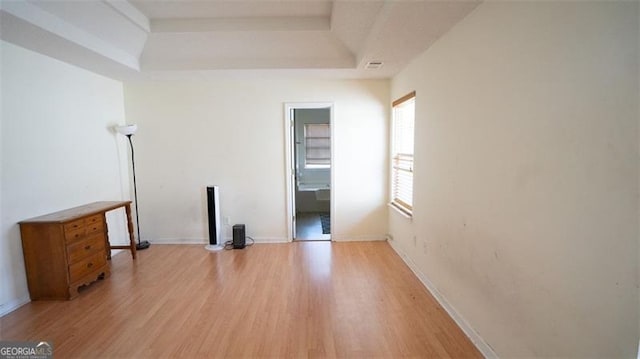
left=387, top=239, right=498, bottom=359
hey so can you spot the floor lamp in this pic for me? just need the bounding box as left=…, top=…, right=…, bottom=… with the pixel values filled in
left=116, top=124, right=151, bottom=250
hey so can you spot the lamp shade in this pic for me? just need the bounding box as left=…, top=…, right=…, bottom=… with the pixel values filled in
left=116, top=124, right=138, bottom=136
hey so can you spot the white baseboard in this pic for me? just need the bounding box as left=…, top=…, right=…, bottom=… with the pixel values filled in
left=147, top=238, right=207, bottom=245
left=387, top=239, right=497, bottom=359
left=0, top=295, right=30, bottom=317
left=331, top=235, right=387, bottom=242
left=110, top=248, right=125, bottom=256
left=245, top=237, right=289, bottom=244
left=224, top=236, right=289, bottom=244
left=148, top=237, right=290, bottom=245
left=143, top=236, right=387, bottom=244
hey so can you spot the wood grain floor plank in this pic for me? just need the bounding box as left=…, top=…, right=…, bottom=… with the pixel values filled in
left=1, top=241, right=481, bottom=358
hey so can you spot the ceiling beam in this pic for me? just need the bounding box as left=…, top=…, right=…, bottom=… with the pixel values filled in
left=354, top=0, right=394, bottom=69
left=103, top=0, right=150, bottom=33
left=0, top=0, right=140, bottom=70
left=0, top=11, right=140, bottom=80
left=151, top=16, right=330, bottom=33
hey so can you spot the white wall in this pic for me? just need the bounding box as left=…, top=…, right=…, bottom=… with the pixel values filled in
left=389, top=2, right=639, bottom=357
left=123, top=78, right=388, bottom=243
left=0, top=41, right=130, bottom=315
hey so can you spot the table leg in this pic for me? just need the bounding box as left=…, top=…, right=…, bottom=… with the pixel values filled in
left=103, top=213, right=111, bottom=260
left=124, top=204, right=137, bottom=260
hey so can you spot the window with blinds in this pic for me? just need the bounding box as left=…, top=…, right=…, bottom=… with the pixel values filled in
left=391, top=91, right=415, bottom=215
left=304, top=123, right=330, bottom=168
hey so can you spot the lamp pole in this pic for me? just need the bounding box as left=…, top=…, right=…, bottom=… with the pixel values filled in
left=125, top=134, right=150, bottom=250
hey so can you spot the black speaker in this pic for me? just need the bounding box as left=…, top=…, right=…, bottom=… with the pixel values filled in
left=233, top=224, right=246, bottom=249
left=206, top=186, right=220, bottom=246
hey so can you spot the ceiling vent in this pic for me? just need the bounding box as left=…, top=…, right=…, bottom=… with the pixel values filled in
left=365, top=61, right=384, bottom=69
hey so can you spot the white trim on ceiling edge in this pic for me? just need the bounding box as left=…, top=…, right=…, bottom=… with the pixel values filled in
left=387, top=238, right=498, bottom=359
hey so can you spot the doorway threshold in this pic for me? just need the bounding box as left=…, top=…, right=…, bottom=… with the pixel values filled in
left=295, top=212, right=330, bottom=241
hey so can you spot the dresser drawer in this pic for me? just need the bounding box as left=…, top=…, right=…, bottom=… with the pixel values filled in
left=64, top=215, right=103, bottom=243
left=67, top=234, right=105, bottom=264
left=65, top=227, right=87, bottom=243
left=64, top=218, right=86, bottom=232
left=86, top=214, right=103, bottom=226
left=69, top=252, right=107, bottom=283
left=86, top=219, right=104, bottom=235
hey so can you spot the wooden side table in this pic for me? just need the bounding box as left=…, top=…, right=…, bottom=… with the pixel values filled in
left=19, top=201, right=137, bottom=300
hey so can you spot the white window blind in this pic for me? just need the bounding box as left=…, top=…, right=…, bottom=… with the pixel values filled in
left=391, top=92, right=415, bottom=215
left=305, top=123, right=330, bottom=168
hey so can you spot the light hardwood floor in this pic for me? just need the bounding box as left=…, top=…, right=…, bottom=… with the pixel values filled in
left=0, top=242, right=482, bottom=358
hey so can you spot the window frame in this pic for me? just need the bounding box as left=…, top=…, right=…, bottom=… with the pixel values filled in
left=390, top=91, right=416, bottom=216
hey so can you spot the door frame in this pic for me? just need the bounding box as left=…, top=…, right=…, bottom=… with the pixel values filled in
left=284, top=102, right=335, bottom=242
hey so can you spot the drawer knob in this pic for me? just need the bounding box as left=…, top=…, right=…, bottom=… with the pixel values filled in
left=87, top=262, right=93, bottom=268
left=84, top=245, right=91, bottom=250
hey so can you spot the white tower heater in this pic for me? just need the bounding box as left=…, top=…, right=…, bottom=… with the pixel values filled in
left=205, top=186, right=223, bottom=251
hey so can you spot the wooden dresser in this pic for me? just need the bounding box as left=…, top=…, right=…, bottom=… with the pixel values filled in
left=19, top=201, right=137, bottom=300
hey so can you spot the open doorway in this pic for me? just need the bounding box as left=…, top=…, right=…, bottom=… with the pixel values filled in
left=285, top=104, right=333, bottom=241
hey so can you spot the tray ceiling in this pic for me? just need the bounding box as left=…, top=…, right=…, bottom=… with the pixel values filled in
left=0, top=0, right=480, bottom=80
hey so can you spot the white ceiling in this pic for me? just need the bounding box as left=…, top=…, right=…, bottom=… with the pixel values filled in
left=0, top=0, right=480, bottom=80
